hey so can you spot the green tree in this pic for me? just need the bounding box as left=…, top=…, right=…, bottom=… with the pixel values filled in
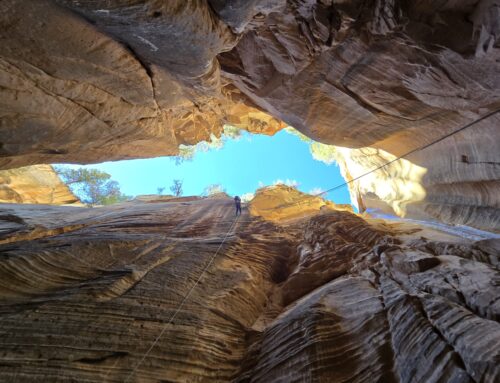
left=284, top=126, right=311, bottom=143
left=285, top=126, right=340, bottom=165
left=310, top=142, right=339, bottom=165
left=169, top=179, right=183, bottom=197
left=203, top=184, right=226, bottom=196
left=157, top=187, right=165, bottom=195
left=172, top=125, right=243, bottom=166
left=55, top=166, right=130, bottom=206
left=222, top=125, right=243, bottom=139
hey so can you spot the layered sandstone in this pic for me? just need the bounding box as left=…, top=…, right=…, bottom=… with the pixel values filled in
left=0, top=0, right=284, bottom=170
left=249, top=184, right=352, bottom=222
left=2, top=0, right=496, bottom=161
left=0, top=165, right=79, bottom=205
left=319, top=145, right=500, bottom=232
left=217, top=0, right=500, bottom=232
left=0, top=189, right=498, bottom=382
left=1, top=1, right=499, bottom=231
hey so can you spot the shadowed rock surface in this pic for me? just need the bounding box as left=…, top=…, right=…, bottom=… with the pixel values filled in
left=0, top=0, right=283, bottom=169
left=1, top=0, right=499, bottom=229
left=1, top=2, right=499, bottom=381
left=0, top=189, right=498, bottom=382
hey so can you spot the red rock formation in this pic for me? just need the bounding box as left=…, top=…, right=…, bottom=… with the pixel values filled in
left=1, top=0, right=498, bottom=229
left=0, top=191, right=498, bottom=382
left=0, top=3, right=499, bottom=381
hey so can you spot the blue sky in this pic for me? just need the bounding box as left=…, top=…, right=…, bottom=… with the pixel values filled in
left=57, top=130, right=352, bottom=205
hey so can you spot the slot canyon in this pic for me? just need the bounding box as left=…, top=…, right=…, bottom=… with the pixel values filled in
left=0, top=1, right=499, bottom=382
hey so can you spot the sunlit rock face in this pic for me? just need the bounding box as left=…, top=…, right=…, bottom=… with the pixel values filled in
left=249, top=184, right=352, bottom=222
left=328, top=144, right=500, bottom=232
left=218, top=0, right=500, bottom=232
left=0, top=191, right=498, bottom=382
left=0, top=0, right=499, bottom=226
left=0, top=165, right=78, bottom=205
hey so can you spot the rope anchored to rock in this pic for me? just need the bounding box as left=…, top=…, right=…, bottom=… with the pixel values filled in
left=122, top=107, right=500, bottom=381
left=123, top=214, right=240, bottom=382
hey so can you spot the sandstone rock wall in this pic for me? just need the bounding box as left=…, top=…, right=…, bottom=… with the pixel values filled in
left=0, top=0, right=283, bottom=169
left=0, top=0, right=499, bottom=228
left=326, top=140, right=500, bottom=232
left=0, top=191, right=498, bottom=382
left=249, top=184, right=352, bottom=222
left=0, top=165, right=79, bottom=205
left=218, top=0, right=500, bottom=232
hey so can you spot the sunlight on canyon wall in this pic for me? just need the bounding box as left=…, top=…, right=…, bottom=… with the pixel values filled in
left=286, top=127, right=428, bottom=219
left=249, top=184, right=352, bottom=223
left=333, top=147, right=428, bottom=217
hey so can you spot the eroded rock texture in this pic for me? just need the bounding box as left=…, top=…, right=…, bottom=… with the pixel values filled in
left=217, top=0, right=500, bottom=232
left=249, top=184, right=352, bottom=222
left=0, top=0, right=284, bottom=168
left=0, top=191, right=498, bottom=382
left=1, top=0, right=499, bottom=229
left=327, top=144, right=500, bottom=232
left=0, top=165, right=78, bottom=205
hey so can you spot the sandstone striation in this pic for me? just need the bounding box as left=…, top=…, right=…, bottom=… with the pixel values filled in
left=1, top=0, right=499, bottom=229
left=249, top=184, right=352, bottom=223
left=0, top=190, right=498, bottom=382
left=322, top=144, right=500, bottom=232
left=0, top=0, right=284, bottom=170
left=1, top=2, right=499, bottom=381
left=218, top=0, right=500, bottom=232
left=0, top=165, right=79, bottom=205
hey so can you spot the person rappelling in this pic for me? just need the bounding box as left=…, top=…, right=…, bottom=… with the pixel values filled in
left=234, top=195, right=242, bottom=216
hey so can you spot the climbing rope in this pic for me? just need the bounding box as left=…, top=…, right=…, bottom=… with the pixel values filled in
left=269, top=107, right=500, bottom=211
left=121, top=107, right=499, bottom=380
left=123, top=214, right=240, bottom=382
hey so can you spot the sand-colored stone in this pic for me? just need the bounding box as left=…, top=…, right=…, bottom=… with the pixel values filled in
left=0, top=0, right=283, bottom=170
left=249, top=184, right=351, bottom=223
left=0, top=165, right=79, bottom=205
left=249, top=185, right=332, bottom=222
left=0, top=190, right=498, bottom=382
left=329, top=145, right=500, bottom=232
left=0, top=4, right=499, bottom=381
left=1, top=0, right=499, bottom=230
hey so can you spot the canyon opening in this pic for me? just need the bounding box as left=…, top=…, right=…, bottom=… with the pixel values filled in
left=0, top=1, right=499, bottom=382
